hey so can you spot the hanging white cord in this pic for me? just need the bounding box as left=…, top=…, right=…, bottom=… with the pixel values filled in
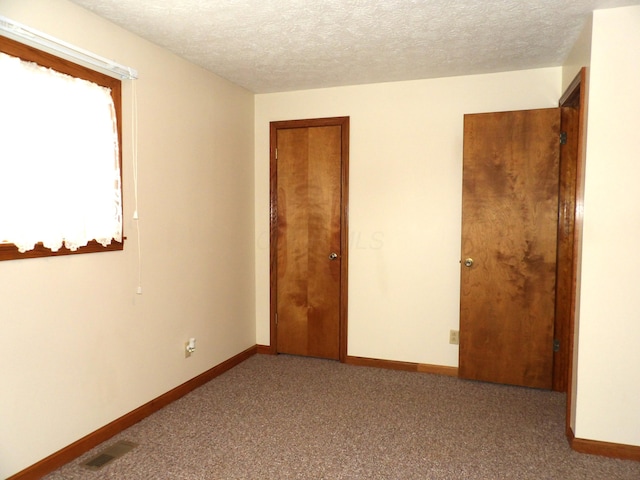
left=131, top=77, right=142, bottom=294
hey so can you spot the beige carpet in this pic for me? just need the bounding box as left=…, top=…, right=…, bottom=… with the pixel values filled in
left=43, top=354, right=640, bottom=479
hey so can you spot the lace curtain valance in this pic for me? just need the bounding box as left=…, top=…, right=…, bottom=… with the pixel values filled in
left=0, top=51, right=122, bottom=253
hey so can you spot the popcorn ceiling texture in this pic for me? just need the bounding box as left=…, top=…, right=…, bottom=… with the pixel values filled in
left=69, top=0, right=640, bottom=92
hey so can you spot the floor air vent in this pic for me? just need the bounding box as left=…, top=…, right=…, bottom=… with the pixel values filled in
left=83, top=440, right=137, bottom=470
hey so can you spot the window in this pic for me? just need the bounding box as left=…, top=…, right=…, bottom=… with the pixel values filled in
left=0, top=36, right=123, bottom=261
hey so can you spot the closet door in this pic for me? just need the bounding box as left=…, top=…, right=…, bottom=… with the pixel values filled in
left=459, top=108, right=561, bottom=389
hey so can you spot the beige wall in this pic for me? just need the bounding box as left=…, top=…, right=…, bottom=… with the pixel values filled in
left=562, top=15, right=592, bottom=93
left=0, top=0, right=255, bottom=477
left=574, top=5, right=640, bottom=447
left=3, top=2, right=638, bottom=476
left=255, top=68, right=562, bottom=365
left=561, top=13, right=593, bottom=437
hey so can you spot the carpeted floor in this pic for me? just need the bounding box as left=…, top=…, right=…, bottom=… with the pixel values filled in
left=43, top=354, right=640, bottom=479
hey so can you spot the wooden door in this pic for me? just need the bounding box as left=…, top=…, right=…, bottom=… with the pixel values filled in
left=270, top=118, right=349, bottom=360
left=553, top=106, right=579, bottom=392
left=459, top=108, right=561, bottom=389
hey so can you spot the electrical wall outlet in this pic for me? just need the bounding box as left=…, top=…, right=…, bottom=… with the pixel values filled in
left=449, top=329, right=460, bottom=345
left=185, top=338, right=196, bottom=358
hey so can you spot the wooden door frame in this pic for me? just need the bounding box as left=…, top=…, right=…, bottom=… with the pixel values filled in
left=556, top=68, right=587, bottom=435
left=269, top=116, right=350, bottom=362
left=553, top=76, right=581, bottom=392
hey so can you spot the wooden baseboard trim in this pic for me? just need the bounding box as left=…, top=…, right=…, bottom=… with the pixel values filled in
left=257, top=344, right=275, bottom=355
left=345, top=355, right=418, bottom=371
left=417, top=363, right=459, bottom=377
left=568, top=427, right=640, bottom=461
left=8, top=345, right=258, bottom=480
left=345, top=355, right=458, bottom=377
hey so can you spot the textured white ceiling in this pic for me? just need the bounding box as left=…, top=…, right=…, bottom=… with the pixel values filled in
left=69, top=0, right=640, bottom=93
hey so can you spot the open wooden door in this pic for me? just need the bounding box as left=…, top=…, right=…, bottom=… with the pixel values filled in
left=270, top=117, right=349, bottom=361
left=459, top=108, right=561, bottom=389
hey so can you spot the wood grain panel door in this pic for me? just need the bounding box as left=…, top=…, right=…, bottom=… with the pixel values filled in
left=270, top=117, right=349, bottom=360
left=459, top=108, right=561, bottom=389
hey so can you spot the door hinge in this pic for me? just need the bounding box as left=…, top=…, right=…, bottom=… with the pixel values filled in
left=553, top=338, right=560, bottom=352
left=560, top=132, right=567, bottom=145
left=275, top=313, right=278, bottom=325
left=275, top=148, right=278, bottom=160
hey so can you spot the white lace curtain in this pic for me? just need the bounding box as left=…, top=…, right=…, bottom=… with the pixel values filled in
left=0, top=51, right=122, bottom=253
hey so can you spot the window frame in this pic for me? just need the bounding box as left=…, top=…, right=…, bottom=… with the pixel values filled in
left=0, top=36, right=124, bottom=261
